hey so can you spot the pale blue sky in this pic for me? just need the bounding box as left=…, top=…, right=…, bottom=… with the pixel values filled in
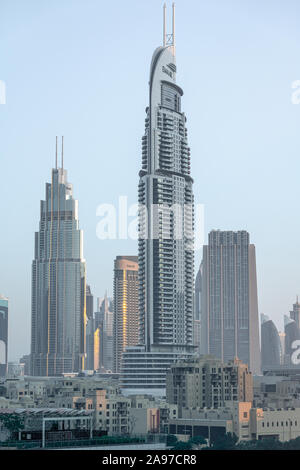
left=1, top=0, right=300, bottom=361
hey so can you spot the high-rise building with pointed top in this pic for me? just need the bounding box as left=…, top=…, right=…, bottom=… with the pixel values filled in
left=290, top=297, right=300, bottom=329
left=30, top=138, right=86, bottom=376
left=121, top=4, right=195, bottom=394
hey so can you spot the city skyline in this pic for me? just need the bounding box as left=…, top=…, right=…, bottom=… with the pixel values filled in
left=1, top=0, right=300, bottom=360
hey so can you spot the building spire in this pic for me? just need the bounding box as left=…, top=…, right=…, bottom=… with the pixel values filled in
left=163, top=3, right=166, bottom=46
left=162, top=2, right=176, bottom=57
left=61, top=136, right=64, bottom=170
left=172, top=2, right=176, bottom=57
left=55, top=136, right=58, bottom=170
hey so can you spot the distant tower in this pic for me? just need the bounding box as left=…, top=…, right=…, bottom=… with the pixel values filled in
left=30, top=138, right=87, bottom=376
left=86, top=285, right=94, bottom=321
left=0, top=295, right=8, bottom=377
left=98, top=292, right=114, bottom=372
left=113, top=256, right=139, bottom=373
left=201, top=230, right=261, bottom=375
left=278, top=331, right=286, bottom=365
left=261, top=314, right=281, bottom=369
left=290, top=297, right=300, bottom=329
left=194, top=263, right=202, bottom=354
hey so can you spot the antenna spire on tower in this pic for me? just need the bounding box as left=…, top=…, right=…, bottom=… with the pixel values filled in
left=162, top=3, right=176, bottom=57
left=55, top=136, right=58, bottom=170
left=61, top=136, right=64, bottom=170
left=172, top=2, right=176, bottom=56
left=163, top=3, right=167, bottom=46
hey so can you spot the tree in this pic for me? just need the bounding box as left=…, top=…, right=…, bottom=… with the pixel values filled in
left=211, top=432, right=238, bottom=450
left=166, top=434, right=178, bottom=447
left=172, top=440, right=194, bottom=450
left=0, top=413, right=24, bottom=439
left=189, top=435, right=207, bottom=448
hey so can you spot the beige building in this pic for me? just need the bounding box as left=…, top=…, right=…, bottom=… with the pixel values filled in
left=250, top=407, right=300, bottom=441
left=128, top=394, right=178, bottom=434
left=166, top=355, right=253, bottom=416
left=113, top=256, right=139, bottom=373
left=169, top=401, right=300, bottom=443
left=129, top=407, right=160, bottom=434
left=83, top=388, right=131, bottom=435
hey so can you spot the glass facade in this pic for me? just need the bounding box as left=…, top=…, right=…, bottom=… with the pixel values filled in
left=121, top=35, right=195, bottom=394
left=31, top=167, right=86, bottom=376
left=201, top=230, right=261, bottom=374
left=138, top=45, right=194, bottom=352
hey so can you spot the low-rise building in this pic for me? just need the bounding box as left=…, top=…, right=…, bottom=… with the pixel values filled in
left=169, top=401, right=300, bottom=443
left=166, top=355, right=253, bottom=416
left=250, top=407, right=300, bottom=441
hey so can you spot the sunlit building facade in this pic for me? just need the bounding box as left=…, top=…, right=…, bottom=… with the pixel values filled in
left=113, top=256, right=139, bottom=373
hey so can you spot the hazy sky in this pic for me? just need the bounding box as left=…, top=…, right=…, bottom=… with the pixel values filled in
left=1, top=0, right=300, bottom=361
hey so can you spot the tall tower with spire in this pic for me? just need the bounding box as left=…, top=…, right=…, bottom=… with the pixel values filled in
left=30, top=138, right=86, bottom=376
left=121, top=4, right=195, bottom=394
left=290, top=296, right=300, bottom=329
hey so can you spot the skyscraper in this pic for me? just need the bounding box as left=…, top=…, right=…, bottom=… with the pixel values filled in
left=113, top=256, right=139, bottom=373
left=290, top=297, right=300, bottom=329
left=86, top=284, right=94, bottom=321
left=86, top=316, right=98, bottom=371
left=0, top=295, right=8, bottom=377
left=278, top=331, right=286, bottom=365
left=194, top=264, right=202, bottom=354
left=201, top=230, right=261, bottom=375
left=99, top=293, right=114, bottom=372
left=30, top=138, right=86, bottom=376
left=121, top=5, right=195, bottom=394
left=261, top=314, right=281, bottom=369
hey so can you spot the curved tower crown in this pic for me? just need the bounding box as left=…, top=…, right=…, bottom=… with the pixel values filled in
left=138, top=3, right=194, bottom=352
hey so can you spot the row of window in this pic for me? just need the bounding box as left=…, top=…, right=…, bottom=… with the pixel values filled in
left=262, top=420, right=298, bottom=428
